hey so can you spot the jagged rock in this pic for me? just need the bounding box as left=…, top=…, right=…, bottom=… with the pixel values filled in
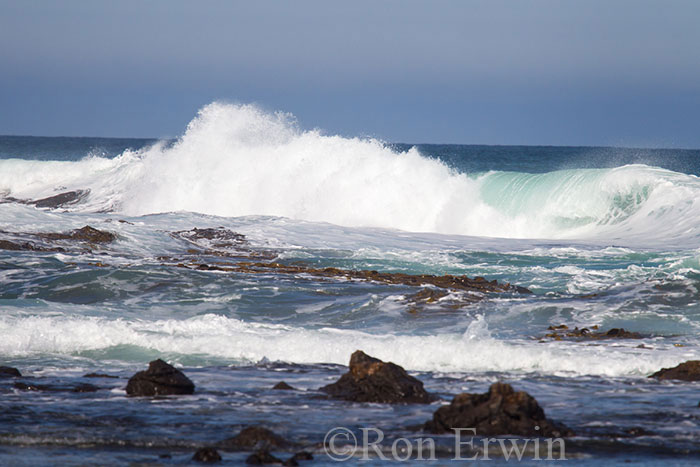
left=649, top=360, right=700, bottom=381
left=245, top=449, right=283, bottom=465
left=320, top=350, right=434, bottom=404
left=424, top=382, right=572, bottom=437
left=0, top=366, right=21, bottom=378
left=125, top=359, right=195, bottom=396
left=219, top=426, right=290, bottom=450
left=192, top=447, right=222, bottom=463
left=272, top=381, right=294, bottom=390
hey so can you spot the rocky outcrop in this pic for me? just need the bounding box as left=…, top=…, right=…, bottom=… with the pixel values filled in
left=424, top=382, right=572, bottom=437
left=192, top=447, right=222, bottom=463
left=320, top=350, right=434, bottom=404
left=0, top=366, right=21, bottom=377
left=218, top=426, right=291, bottom=450
left=649, top=360, right=700, bottom=381
left=125, top=359, right=195, bottom=396
left=39, top=225, right=116, bottom=243
left=0, top=225, right=115, bottom=253
left=543, top=324, right=642, bottom=341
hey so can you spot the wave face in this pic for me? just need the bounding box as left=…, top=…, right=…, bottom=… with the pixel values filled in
left=2, top=102, right=700, bottom=244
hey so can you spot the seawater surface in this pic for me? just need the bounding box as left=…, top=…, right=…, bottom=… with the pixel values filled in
left=1, top=103, right=699, bottom=465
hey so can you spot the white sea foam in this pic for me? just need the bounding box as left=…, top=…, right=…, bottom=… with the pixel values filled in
left=2, top=102, right=700, bottom=245
left=0, top=313, right=690, bottom=377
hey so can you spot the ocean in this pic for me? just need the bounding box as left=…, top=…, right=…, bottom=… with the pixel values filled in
left=1, top=102, right=699, bottom=465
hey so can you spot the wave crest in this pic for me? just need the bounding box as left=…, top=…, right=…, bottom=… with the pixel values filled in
left=2, top=102, right=700, bottom=243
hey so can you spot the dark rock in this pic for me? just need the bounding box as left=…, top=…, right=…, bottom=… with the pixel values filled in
left=649, top=360, right=700, bottom=381
left=13, top=381, right=99, bottom=392
left=0, top=366, right=21, bottom=378
left=72, top=383, right=99, bottom=393
left=231, top=262, right=529, bottom=297
left=272, top=381, right=294, bottom=390
left=39, top=225, right=116, bottom=243
left=424, top=382, right=573, bottom=437
left=246, top=449, right=283, bottom=465
left=544, top=325, right=642, bottom=340
left=219, top=426, right=290, bottom=450
left=83, top=372, right=119, bottom=378
left=125, top=359, right=195, bottom=396
left=31, top=190, right=89, bottom=208
left=283, top=458, right=299, bottom=466
left=605, top=328, right=642, bottom=338
left=192, top=447, right=222, bottom=463
left=320, top=350, right=434, bottom=404
left=14, top=382, right=44, bottom=391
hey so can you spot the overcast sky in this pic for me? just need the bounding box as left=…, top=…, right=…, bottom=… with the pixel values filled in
left=1, top=0, right=699, bottom=147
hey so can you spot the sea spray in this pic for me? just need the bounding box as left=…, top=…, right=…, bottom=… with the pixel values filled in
left=2, top=102, right=700, bottom=244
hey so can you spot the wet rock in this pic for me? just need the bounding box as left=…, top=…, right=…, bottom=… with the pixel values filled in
left=125, top=359, right=195, bottom=396
left=649, top=360, right=700, bottom=381
left=320, top=350, right=434, bottom=404
left=192, top=447, right=222, bottom=463
left=39, top=225, right=116, bottom=243
left=218, top=426, right=290, bottom=450
left=408, top=287, right=449, bottom=303
left=232, top=262, right=529, bottom=296
left=544, top=324, right=643, bottom=340
left=31, top=190, right=89, bottom=209
left=272, top=381, right=294, bottom=390
left=13, top=381, right=98, bottom=392
left=0, top=366, right=21, bottom=378
left=83, top=372, right=119, bottom=378
left=246, top=450, right=283, bottom=465
left=424, top=382, right=573, bottom=437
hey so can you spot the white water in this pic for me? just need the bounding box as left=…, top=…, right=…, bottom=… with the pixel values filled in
left=2, top=102, right=700, bottom=245
left=0, top=312, right=689, bottom=377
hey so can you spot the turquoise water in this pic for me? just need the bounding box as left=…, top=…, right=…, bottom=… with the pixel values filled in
left=1, top=103, right=699, bottom=464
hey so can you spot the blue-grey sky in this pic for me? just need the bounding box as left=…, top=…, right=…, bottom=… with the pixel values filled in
left=1, top=0, right=699, bottom=147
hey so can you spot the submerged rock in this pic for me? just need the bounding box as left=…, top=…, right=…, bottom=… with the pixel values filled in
left=83, top=372, right=119, bottom=379
left=192, top=447, right=222, bottom=463
left=320, top=350, right=434, bottom=404
left=125, top=359, right=195, bottom=396
left=649, top=360, right=700, bottom=381
left=0, top=366, right=21, bottom=378
left=219, top=426, right=291, bottom=450
left=424, top=382, right=572, bottom=437
left=245, top=449, right=283, bottom=465
left=13, top=381, right=98, bottom=392
left=272, top=381, right=294, bottom=390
